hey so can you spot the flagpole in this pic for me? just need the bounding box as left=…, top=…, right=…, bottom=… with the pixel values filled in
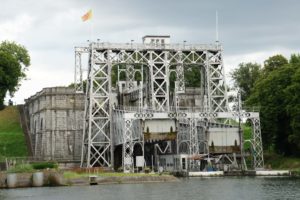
left=91, top=17, right=94, bottom=42
left=89, top=18, right=93, bottom=42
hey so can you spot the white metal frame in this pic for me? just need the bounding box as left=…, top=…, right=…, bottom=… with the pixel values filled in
left=78, top=41, right=264, bottom=171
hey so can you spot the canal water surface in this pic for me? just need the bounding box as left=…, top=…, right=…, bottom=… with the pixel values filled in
left=1, top=177, right=299, bottom=200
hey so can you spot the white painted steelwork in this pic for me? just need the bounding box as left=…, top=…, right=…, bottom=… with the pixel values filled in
left=77, top=37, right=264, bottom=171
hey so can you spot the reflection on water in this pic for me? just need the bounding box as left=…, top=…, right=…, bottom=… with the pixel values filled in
left=0, top=177, right=300, bottom=200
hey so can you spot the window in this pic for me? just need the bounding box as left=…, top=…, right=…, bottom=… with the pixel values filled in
left=182, top=158, right=186, bottom=170
left=40, top=119, right=43, bottom=130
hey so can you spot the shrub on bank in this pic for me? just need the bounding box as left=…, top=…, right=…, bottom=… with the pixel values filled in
left=31, top=162, right=58, bottom=170
left=7, top=164, right=34, bottom=173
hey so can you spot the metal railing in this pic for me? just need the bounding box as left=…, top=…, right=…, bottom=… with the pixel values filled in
left=92, top=42, right=221, bottom=51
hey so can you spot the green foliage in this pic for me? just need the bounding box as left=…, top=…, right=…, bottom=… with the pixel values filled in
left=230, top=62, right=261, bottom=101
left=31, top=162, right=58, bottom=170
left=264, top=153, right=300, bottom=170
left=242, top=124, right=252, bottom=150
left=7, top=163, right=34, bottom=173
left=263, top=54, right=288, bottom=74
left=246, top=54, right=300, bottom=156
left=0, top=41, right=30, bottom=109
left=184, top=65, right=201, bottom=87
left=284, top=60, right=300, bottom=153
left=63, top=171, right=159, bottom=180
left=0, top=106, right=28, bottom=161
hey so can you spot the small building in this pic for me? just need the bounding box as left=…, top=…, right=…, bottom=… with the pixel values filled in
left=142, top=35, right=170, bottom=46
left=24, top=87, right=84, bottom=162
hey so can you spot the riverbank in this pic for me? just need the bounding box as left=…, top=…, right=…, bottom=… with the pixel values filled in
left=264, top=153, right=300, bottom=177
left=66, top=174, right=178, bottom=186
left=0, top=171, right=179, bottom=189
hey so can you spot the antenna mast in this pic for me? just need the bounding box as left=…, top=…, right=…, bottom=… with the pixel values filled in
left=216, top=10, right=219, bottom=43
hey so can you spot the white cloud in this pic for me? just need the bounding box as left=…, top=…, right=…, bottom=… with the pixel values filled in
left=0, top=14, right=34, bottom=41
left=223, top=47, right=300, bottom=86
left=1, top=0, right=300, bottom=105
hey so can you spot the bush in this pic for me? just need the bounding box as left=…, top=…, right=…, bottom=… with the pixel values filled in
left=7, top=163, right=34, bottom=173
left=31, top=162, right=58, bottom=170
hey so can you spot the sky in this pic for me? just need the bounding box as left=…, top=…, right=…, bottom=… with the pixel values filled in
left=1, top=0, right=300, bottom=104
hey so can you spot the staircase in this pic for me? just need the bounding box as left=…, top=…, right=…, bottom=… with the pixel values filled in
left=17, top=105, right=33, bottom=156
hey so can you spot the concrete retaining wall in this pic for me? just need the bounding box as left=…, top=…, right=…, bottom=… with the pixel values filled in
left=24, top=87, right=84, bottom=161
left=0, top=171, right=64, bottom=188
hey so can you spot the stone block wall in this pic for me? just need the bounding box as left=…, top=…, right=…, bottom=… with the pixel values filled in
left=24, top=87, right=84, bottom=161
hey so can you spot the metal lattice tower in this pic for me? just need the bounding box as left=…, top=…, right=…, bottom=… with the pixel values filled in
left=74, top=47, right=89, bottom=93
left=251, top=117, right=264, bottom=169
left=80, top=44, right=112, bottom=167
left=76, top=38, right=264, bottom=170
left=150, top=51, right=170, bottom=111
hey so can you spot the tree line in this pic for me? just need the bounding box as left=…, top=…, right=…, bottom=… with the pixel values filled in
left=231, top=54, right=300, bottom=156
left=0, top=41, right=30, bottom=109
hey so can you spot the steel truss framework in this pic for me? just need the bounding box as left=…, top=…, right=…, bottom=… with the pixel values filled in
left=74, top=47, right=89, bottom=93
left=121, top=111, right=264, bottom=171
left=77, top=42, right=264, bottom=171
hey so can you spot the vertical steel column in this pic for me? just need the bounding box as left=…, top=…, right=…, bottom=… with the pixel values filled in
left=250, top=117, right=264, bottom=169
left=74, top=47, right=89, bottom=93
left=149, top=51, right=170, bottom=111
left=206, top=48, right=228, bottom=112
left=189, top=116, right=199, bottom=169
left=123, top=118, right=134, bottom=172
left=176, top=52, right=185, bottom=93
left=126, top=65, right=135, bottom=90
left=81, top=44, right=112, bottom=168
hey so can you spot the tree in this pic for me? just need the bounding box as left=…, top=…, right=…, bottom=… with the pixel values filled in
left=184, top=65, right=202, bottom=87
left=230, top=62, right=261, bottom=101
left=0, top=41, right=30, bottom=109
left=247, top=54, right=300, bottom=155
left=284, top=55, right=300, bottom=155
left=263, top=54, right=288, bottom=74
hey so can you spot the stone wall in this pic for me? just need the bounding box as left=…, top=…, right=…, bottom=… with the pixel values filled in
left=24, top=87, right=84, bottom=161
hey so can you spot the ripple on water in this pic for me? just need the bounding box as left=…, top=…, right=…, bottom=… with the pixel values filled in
left=1, top=177, right=300, bottom=200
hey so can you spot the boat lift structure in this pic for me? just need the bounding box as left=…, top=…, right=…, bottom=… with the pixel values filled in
left=75, top=36, right=264, bottom=173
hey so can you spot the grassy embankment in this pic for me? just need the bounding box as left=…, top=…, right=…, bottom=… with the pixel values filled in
left=0, top=106, right=28, bottom=162
left=243, top=124, right=300, bottom=174
left=63, top=171, right=161, bottom=179
left=264, top=153, right=300, bottom=173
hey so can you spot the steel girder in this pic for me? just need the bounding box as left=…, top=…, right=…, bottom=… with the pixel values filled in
left=189, top=117, right=199, bottom=169
left=250, top=117, right=264, bottom=169
left=123, top=119, right=134, bottom=172
left=206, top=49, right=229, bottom=112
left=149, top=51, right=170, bottom=111
left=81, top=45, right=112, bottom=168
left=74, top=47, right=89, bottom=93
left=126, top=65, right=135, bottom=90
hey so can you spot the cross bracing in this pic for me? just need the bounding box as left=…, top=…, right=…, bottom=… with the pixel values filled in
left=78, top=40, right=264, bottom=171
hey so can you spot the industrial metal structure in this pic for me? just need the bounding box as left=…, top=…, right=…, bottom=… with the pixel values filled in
left=75, top=36, right=264, bottom=173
